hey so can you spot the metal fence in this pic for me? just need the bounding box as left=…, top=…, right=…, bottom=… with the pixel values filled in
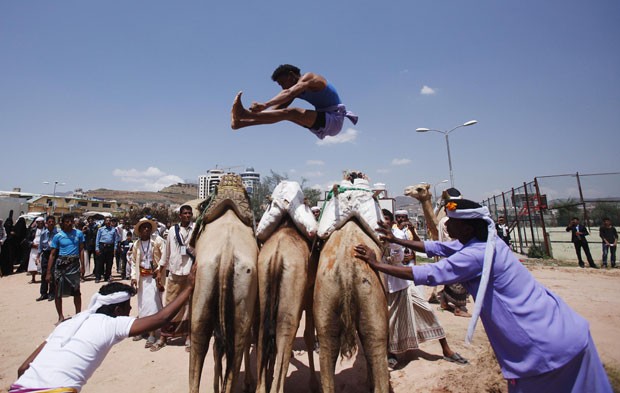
left=481, top=172, right=620, bottom=260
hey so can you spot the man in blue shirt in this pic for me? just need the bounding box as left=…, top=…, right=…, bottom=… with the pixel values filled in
left=47, top=214, right=85, bottom=325
left=36, top=216, right=58, bottom=302
left=95, top=217, right=119, bottom=283
left=230, top=64, right=357, bottom=140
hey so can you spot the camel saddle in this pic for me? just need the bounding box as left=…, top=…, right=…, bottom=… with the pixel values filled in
left=317, top=178, right=383, bottom=246
left=190, top=174, right=254, bottom=247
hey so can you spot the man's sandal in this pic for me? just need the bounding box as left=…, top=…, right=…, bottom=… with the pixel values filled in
left=150, top=341, right=166, bottom=352
left=443, top=352, right=468, bottom=365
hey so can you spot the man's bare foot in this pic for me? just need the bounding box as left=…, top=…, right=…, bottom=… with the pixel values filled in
left=55, top=316, right=66, bottom=326
left=231, top=91, right=246, bottom=129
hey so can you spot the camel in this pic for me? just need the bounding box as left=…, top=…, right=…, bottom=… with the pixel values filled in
left=189, top=175, right=258, bottom=393
left=255, top=216, right=319, bottom=393
left=404, top=183, right=470, bottom=317
left=314, top=218, right=390, bottom=393
left=404, top=183, right=438, bottom=240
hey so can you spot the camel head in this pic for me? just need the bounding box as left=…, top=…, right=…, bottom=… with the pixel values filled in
left=404, top=183, right=432, bottom=202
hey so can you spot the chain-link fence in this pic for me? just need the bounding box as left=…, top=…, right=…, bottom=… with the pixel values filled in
left=481, top=172, right=620, bottom=262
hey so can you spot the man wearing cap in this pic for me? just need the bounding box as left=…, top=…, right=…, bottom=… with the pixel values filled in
left=433, top=188, right=471, bottom=317
left=311, top=206, right=321, bottom=221
left=47, top=214, right=85, bottom=325
left=394, top=210, right=418, bottom=265
left=354, top=199, right=612, bottom=392
left=95, top=217, right=120, bottom=283
left=130, top=217, right=166, bottom=349
left=11, top=265, right=197, bottom=393
left=36, top=216, right=58, bottom=302
left=154, top=205, right=195, bottom=352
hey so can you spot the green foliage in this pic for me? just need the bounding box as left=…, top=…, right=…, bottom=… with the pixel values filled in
left=124, top=206, right=174, bottom=228
left=589, top=202, right=620, bottom=226
left=550, top=198, right=580, bottom=226
left=526, top=245, right=549, bottom=259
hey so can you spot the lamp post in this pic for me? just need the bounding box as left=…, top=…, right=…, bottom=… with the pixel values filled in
left=433, top=179, right=449, bottom=207
left=43, top=181, right=66, bottom=214
left=416, top=120, right=478, bottom=187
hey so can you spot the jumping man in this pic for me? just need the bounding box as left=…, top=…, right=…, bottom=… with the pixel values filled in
left=230, top=64, right=358, bottom=139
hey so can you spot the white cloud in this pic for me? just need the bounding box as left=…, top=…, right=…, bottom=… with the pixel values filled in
left=112, top=166, right=184, bottom=191
left=303, top=171, right=324, bottom=178
left=316, top=128, right=358, bottom=146
left=420, top=85, right=436, bottom=95
left=391, top=158, right=411, bottom=166
left=306, top=160, right=325, bottom=166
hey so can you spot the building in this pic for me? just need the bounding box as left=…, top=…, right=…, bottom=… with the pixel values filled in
left=198, top=169, right=225, bottom=199
left=28, top=195, right=139, bottom=217
left=240, top=167, right=260, bottom=195
left=198, top=167, right=261, bottom=198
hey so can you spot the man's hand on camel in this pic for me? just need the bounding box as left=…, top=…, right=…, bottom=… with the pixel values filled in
left=249, top=102, right=267, bottom=112
left=354, top=244, right=379, bottom=267
left=375, top=222, right=394, bottom=243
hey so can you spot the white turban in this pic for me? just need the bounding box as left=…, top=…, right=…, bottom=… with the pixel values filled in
left=60, top=291, right=132, bottom=346
left=394, top=210, right=408, bottom=216
left=446, top=204, right=496, bottom=345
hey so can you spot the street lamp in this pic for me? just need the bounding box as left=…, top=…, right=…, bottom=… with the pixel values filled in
left=43, top=181, right=66, bottom=214
left=433, top=179, right=449, bottom=207
left=416, top=120, right=478, bottom=187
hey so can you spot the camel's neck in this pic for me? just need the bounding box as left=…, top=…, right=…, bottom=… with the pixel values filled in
left=420, top=199, right=439, bottom=240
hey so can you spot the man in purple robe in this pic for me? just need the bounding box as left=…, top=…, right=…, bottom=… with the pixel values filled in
left=354, top=199, right=612, bottom=393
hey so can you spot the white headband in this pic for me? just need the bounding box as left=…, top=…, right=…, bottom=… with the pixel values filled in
left=447, top=205, right=497, bottom=345
left=60, top=291, right=131, bottom=346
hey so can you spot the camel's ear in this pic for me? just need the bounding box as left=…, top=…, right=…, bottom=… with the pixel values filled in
left=424, top=184, right=431, bottom=190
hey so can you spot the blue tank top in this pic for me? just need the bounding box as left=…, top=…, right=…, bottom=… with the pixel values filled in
left=297, top=81, right=341, bottom=110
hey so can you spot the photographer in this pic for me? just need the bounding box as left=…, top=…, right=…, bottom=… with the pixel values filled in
left=566, top=217, right=598, bottom=268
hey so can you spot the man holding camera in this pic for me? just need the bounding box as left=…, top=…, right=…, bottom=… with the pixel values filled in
left=566, top=217, right=598, bottom=268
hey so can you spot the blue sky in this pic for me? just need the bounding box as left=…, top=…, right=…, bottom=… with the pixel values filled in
left=1, top=1, right=619, bottom=202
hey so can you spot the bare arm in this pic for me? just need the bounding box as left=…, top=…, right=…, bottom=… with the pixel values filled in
left=354, top=244, right=414, bottom=280
left=46, top=248, right=57, bottom=281
left=129, top=263, right=196, bottom=336
left=17, top=341, right=46, bottom=377
left=251, top=73, right=327, bottom=112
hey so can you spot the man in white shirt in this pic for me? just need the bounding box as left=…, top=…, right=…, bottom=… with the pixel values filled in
left=155, top=205, right=195, bottom=352
left=11, top=266, right=196, bottom=393
left=381, top=209, right=466, bottom=369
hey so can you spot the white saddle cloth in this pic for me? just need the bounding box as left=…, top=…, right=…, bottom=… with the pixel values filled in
left=256, top=181, right=318, bottom=242
left=317, top=179, right=383, bottom=243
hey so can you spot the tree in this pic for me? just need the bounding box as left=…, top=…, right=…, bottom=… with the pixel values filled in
left=249, top=171, right=324, bottom=221
left=250, top=171, right=289, bottom=221
left=550, top=198, right=581, bottom=227
left=589, top=201, right=620, bottom=226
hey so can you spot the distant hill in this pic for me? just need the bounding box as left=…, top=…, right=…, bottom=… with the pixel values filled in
left=85, top=183, right=198, bottom=206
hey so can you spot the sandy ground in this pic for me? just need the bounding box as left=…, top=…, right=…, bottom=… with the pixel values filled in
left=1, top=264, right=619, bottom=393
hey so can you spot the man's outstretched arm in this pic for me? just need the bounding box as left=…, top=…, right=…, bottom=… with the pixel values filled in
left=129, top=263, right=196, bottom=336
left=251, top=73, right=327, bottom=112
